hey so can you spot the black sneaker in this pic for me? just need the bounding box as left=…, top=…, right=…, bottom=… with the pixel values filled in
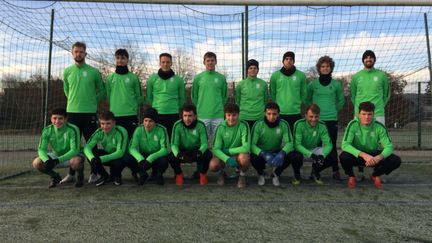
left=48, top=175, right=61, bottom=188
left=156, top=173, right=165, bottom=185
left=138, top=172, right=149, bottom=185
left=113, top=177, right=123, bottom=186
left=95, top=176, right=108, bottom=187
left=75, top=175, right=84, bottom=188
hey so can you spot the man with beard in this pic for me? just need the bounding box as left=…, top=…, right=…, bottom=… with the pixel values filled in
left=306, top=56, right=345, bottom=181
left=168, top=104, right=212, bottom=186
left=62, top=42, right=105, bottom=184
left=105, top=49, right=143, bottom=138
left=146, top=53, right=185, bottom=139
left=270, top=51, right=307, bottom=131
left=351, top=50, right=390, bottom=125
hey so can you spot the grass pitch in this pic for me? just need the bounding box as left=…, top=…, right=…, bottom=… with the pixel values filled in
left=0, top=159, right=431, bottom=242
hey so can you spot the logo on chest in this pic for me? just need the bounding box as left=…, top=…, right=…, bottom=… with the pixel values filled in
left=82, top=71, right=88, bottom=77
left=373, top=76, right=378, bottom=82
left=154, top=135, right=158, bottom=141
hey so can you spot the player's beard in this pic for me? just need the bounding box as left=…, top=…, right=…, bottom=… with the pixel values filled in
left=74, top=57, right=85, bottom=64
left=364, top=62, right=374, bottom=69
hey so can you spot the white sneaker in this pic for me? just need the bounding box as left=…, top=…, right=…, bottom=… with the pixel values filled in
left=88, top=173, right=100, bottom=184
left=59, top=174, right=75, bottom=184
left=272, top=173, right=280, bottom=187
left=258, top=175, right=265, bottom=186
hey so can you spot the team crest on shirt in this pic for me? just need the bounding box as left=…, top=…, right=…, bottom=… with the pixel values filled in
left=256, top=84, right=260, bottom=89
left=214, top=78, right=219, bottom=83
left=192, top=129, right=197, bottom=135
left=63, top=133, right=68, bottom=141
left=312, top=131, right=317, bottom=137
left=125, top=78, right=130, bottom=83
left=355, top=132, right=361, bottom=137
left=170, top=78, right=174, bottom=82
left=276, top=128, right=281, bottom=134
left=154, top=135, right=158, bottom=141
left=112, top=138, right=116, bottom=144
left=82, top=71, right=88, bottom=77
left=373, top=76, right=378, bottom=81
left=292, top=76, right=297, bottom=81
left=370, top=132, right=375, bottom=137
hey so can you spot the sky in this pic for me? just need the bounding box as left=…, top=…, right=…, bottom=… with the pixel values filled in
left=0, top=1, right=432, bottom=93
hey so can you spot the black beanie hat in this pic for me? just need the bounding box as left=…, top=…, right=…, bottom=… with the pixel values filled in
left=283, top=51, right=295, bottom=62
left=362, top=50, right=376, bottom=62
left=246, top=59, right=259, bottom=69
left=142, top=107, right=158, bottom=122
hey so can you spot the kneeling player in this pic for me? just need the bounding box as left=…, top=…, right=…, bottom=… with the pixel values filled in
left=209, top=103, right=250, bottom=188
left=32, top=108, right=84, bottom=188
left=168, top=104, right=212, bottom=186
left=250, top=102, right=298, bottom=186
left=340, top=101, right=401, bottom=189
left=292, top=104, right=336, bottom=185
left=84, top=112, right=137, bottom=186
left=129, top=107, right=170, bottom=185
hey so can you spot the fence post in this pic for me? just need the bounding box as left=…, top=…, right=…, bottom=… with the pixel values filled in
left=417, top=82, right=422, bottom=149
left=44, top=9, right=55, bottom=127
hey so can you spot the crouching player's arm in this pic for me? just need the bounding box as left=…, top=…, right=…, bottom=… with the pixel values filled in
left=146, top=127, right=169, bottom=163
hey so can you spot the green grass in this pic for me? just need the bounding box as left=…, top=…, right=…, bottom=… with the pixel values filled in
left=0, top=162, right=431, bottom=242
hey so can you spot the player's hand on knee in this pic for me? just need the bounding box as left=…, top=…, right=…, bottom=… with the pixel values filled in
left=260, top=150, right=275, bottom=165
left=226, top=157, right=237, bottom=168
left=270, top=151, right=286, bottom=167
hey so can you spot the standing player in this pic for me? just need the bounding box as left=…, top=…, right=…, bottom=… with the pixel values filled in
left=106, top=49, right=143, bottom=138
left=63, top=41, right=105, bottom=184
left=32, top=108, right=84, bottom=188
left=168, top=104, right=212, bottom=186
left=270, top=51, right=307, bottom=131
left=292, top=104, right=336, bottom=185
left=306, top=56, right=345, bottom=180
left=340, top=102, right=401, bottom=189
left=351, top=50, right=390, bottom=125
left=146, top=53, right=185, bottom=138
left=209, top=103, right=250, bottom=188
left=191, top=52, right=228, bottom=142
left=84, top=112, right=136, bottom=186
left=129, top=107, right=170, bottom=185
left=250, top=102, right=299, bottom=186
left=235, top=59, right=268, bottom=129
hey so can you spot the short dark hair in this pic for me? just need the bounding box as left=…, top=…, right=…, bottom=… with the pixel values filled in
left=359, top=101, right=375, bottom=113
left=181, top=104, right=197, bottom=115
left=51, top=108, right=67, bottom=117
left=316, top=55, right=335, bottom=74
left=265, top=102, right=280, bottom=113
left=98, top=111, right=115, bottom=121
left=159, top=53, right=172, bottom=61
left=203, top=52, right=217, bottom=61
left=224, top=103, right=239, bottom=114
left=72, top=42, right=86, bottom=51
left=306, top=103, right=320, bottom=115
left=115, top=49, right=129, bottom=59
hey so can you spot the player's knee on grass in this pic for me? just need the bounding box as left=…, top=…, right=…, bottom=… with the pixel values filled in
left=69, top=156, right=83, bottom=170
left=237, top=153, right=250, bottom=170
left=32, top=157, right=43, bottom=170
left=209, top=156, right=224, bottom=171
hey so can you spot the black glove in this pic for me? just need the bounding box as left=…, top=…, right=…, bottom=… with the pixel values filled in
left=139, top=160, right=151, bottom=171
left=311, top=154, right=324, bottom=166
left=90, top=157, right=101, bottom=166
left=195, top=150, right=202, bottom=158
left=177, top=151, right=187, bottom=160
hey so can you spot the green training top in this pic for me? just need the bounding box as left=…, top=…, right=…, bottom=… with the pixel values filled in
left=171, top=120, right=208, bottom=156
left=293, top=118, right=333, bottom=158
left=269, top=70, right=307, bottom=115
left=84, top=125, right=128, bottom=163
left=146, top=73, right=185, bottom=115
left=350, top=69, right=390, bottom=117
left=306, top=78, right=345, bottom=121
left=251, top=119, right=293, bottom=155
left=235, top=77, right=268, bottom=120
left=191, top=70, right=228, bottom=119
left=38, top=123, right=81, bottom=163
left=212, top=120, right=250, bottom=163
left=106, top=72, right=143, bottom=117
left=342, top=118, right=393, bottom=158
left=63, top=63, right=105, bottom=113
left=129, top=124, right=169, bottom=163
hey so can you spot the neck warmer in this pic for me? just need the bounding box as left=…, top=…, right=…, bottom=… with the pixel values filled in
left=115, top=65, right=129, bottom=75
left=182, top=119, right=198, bottom=129
left=158, top=69, right=175, bottom=80
left=319, top=74, right=332, bottom=86
left=264, top=117, right=280, bottom=128
left=280, top=66, right=296, bottom=76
